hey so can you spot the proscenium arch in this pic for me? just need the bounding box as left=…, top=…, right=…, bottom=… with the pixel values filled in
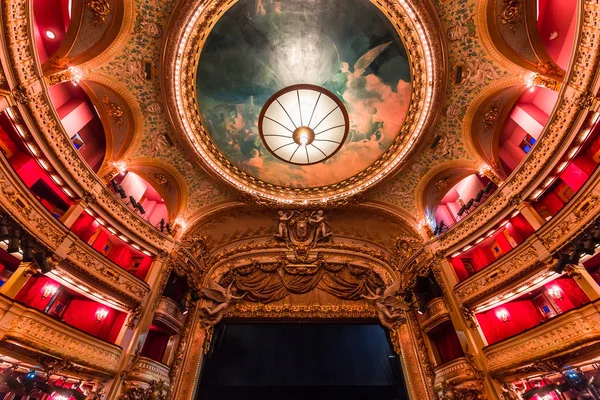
left=126, top=158, right=189, bottom=222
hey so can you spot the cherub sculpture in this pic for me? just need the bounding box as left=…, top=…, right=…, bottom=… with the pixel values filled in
left=501, top=383, right=523, bottom=400
left=274, top=210, right=294, bottom=240
left=310, top=210, right=332, bottom=242
left=361, top=277, right=408, bottom=329
left=199, top=278, right=245, bottom=326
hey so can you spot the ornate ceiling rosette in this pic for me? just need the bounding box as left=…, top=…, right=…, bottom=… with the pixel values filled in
left=163, top=0, right=445, bottom=206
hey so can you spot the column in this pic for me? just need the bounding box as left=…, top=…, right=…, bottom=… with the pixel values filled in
left=517, top=202, right=546, bottom=230
left=0, top=262, right=37, bottom=298
left=59, top=200, right=86, bottom=228
left=568, top=264, right=600, bottom=301
left=432, top=256, right=502, bottom=399
left=104, top=254, right=172, bottom=400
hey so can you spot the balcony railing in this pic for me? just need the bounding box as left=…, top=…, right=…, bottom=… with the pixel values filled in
left=0, top=296, right=122, bottom=376
left=433, top=357, right=481, bottom=390
left=128, top=356, right=171, bottom=385
left=417, top=298, right=450, bottom=333
left=154, top=297, right=185, bottom=333
left=484, top=300, right=600, bottom=377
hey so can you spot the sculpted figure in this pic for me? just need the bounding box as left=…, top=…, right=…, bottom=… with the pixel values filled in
left=310, top=210, right=332, bottom=241
left=501, top=383, right=523, bottom=400
left=274, top=210, right=294, bottom=239
left=199, top=278, right=245, bottom=326
left=361, top=277, right=408, bottom=329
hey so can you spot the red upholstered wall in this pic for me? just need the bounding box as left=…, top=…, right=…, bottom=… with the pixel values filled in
left=71, top=213, right=100, bottom=243
left=61, top=298, right=126, bottom=343
left=15, top=276, right=57, bottom=311
left=477, top=301, right=543, bottom=344
left=9, top=152, right=72, bottom=207
left=544, top=278, right=589, bottom=312
left=15, top=275, right=125, bottom=343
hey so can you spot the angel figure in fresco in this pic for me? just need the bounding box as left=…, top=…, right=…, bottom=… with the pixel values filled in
left=310, top=210, right=332, bottom=242
left=199, top=278, right=245, bottom=326
left=361, top=277, right=409, bottom=329
left=327, top=41, right=392, bottom=96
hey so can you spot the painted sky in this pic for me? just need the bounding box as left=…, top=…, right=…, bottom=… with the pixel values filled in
left=196, top=0, right=412, bottom=188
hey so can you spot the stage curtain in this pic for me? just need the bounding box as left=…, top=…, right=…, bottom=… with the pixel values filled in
left=226, top=263, right=383, bottom=304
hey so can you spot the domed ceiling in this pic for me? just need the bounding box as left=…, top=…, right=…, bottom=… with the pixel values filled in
left=168, top=0, right=443, bottom=205
left=195, top=0, right=412, bottom=188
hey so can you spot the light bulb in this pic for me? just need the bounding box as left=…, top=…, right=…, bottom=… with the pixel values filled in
left=300, top=134, right=308, bottom=145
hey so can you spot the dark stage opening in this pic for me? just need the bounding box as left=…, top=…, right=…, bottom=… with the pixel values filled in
left=196, top=323, right=409, bottom=400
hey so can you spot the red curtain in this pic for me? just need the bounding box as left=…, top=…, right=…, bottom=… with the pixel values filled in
left=430, top=323, right=463, bottom=364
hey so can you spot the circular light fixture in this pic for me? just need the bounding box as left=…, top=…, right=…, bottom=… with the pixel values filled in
left=45, top=30, right=56, bottom=39
left=258, top=84, right=349, bottom=165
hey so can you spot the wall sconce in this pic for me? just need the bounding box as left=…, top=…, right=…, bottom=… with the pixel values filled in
left=95, top=308, right=109, bottom=323
left=41, top=284, right=58, bottom=299
left=547, top=285, right=563, bottom=301
left=495, top=308, right=509, bottom=323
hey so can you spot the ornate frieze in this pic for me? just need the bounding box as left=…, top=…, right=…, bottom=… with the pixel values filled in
left=0, top=297, right=121, bottom=376
left=433, top=357, right=482, bottom=390
left=484, top=300, right=600, bottom=377
left=86, top=0, right=112, bottom=27
left=65, top=240, right=149, bottom=304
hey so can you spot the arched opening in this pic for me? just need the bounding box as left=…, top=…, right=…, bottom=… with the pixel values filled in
left=497, top=86, right=557, bottom=175
left=537, top=0, right=578, bottom=70
left=197, top=322, right=409, bottom=400
left=48, top=82, right=107, bottom=172
left=32, top=0, right=71, bottom=64
left=112, top=171, right=171, bottom=228
left=434, top=174, right=497, bottom=234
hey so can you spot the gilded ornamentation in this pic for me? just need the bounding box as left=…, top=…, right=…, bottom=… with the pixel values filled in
left=126, top=306, right=142, bottom=329
left=438, top=380, right=485, bottom=400
left=501, top=383, right=523, bottom=400
left=482, top=99, right=501, bottom=128
left=485, top=303, right=600, bottom=375
left=150, top=172, right=169, bottom=188
left=462, top=60, right=500, bottom=85
left=462, top=306, right=479, bottom=330
left=535, top=61, right=565, bottom=80
left=274, top=210, right=332, bottom=261
left=102, top=94, right=124, bottom=128
left=118, top=380, right=169, bottom=400
left=87, top=0, right=112, bottom=28
left=498, top=0, right=521, bottom=32
left=361, top=276, right=409, bottom=329
left=198, top=278, right=245, bottom=327
left=134, top=14, right=162, bottom=38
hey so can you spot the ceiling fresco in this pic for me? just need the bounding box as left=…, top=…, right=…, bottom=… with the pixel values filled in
left=195, top=0, right=412, bottom=188
left=91, top=0, right=517, bottom=223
